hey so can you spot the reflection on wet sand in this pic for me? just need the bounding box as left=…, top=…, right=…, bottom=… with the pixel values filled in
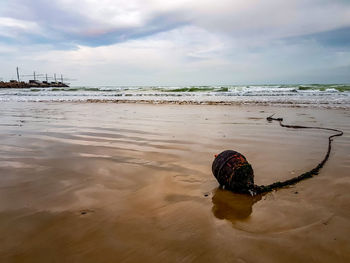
left=212, top=187, right=261, bottom=223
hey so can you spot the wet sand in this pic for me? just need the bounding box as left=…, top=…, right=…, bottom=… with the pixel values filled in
left=0, top=101, right=349, bottom=262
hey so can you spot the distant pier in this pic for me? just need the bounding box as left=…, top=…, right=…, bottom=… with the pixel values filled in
left=0, top=80, right=69, bottom=89
left=0, top=67, right=71, bottom=88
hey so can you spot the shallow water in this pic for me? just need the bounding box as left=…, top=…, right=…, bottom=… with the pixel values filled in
left=0, top=102, right=349, bottom=262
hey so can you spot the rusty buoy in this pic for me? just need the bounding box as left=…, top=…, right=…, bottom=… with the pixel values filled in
left=211, top=115, right=344, bottom=195
left=212, top=150, right=255, bottom=194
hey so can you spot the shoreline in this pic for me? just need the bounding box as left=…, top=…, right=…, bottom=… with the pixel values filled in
left=1, top=98, right=348, bottom=110
left=85, top=99, right=349, bottom=109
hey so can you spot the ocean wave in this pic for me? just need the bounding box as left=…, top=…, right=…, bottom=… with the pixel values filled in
left=1, top=85, right=349, bottom=108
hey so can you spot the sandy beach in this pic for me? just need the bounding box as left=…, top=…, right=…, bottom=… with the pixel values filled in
left=0, top=101, right=349, bottom=262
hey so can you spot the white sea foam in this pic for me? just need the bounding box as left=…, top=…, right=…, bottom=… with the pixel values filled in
left=0, top=85, right=349, bottom=108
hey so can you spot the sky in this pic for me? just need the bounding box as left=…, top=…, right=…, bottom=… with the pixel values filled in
left=0, top=0, right=350, bottom=85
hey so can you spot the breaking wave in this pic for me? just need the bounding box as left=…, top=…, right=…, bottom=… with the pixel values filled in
left=1, top=84, right=349, bottom=108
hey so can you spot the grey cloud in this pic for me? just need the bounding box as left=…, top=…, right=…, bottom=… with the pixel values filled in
left=306, top=27, right=350, bottom=49
left=0, top=0, right=191, bottom=48
left=0, top=0, right=350, bottom=85
left=1, top=0, right=350, bottom=49
left=278, top=26, right=350, bottom=54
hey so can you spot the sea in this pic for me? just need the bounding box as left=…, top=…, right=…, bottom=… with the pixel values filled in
left=1, top=84, right=349, bottom=108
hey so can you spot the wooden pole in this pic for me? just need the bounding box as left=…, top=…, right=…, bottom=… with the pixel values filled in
left=16, top=67, right=20, bottom=82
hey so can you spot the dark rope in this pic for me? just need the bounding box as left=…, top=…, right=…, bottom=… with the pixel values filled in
left=253, top=114, right=343, bottom=194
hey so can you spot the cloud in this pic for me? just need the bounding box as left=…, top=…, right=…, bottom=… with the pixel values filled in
left=2, top=0, right=350, bottom=48
left=0, top=0, right=193, bottom=48
left=0, top=0, right=349, bottom=84
left=0, top=17, right=41, bottom=40
left=296, top=27, right=350, bottom=49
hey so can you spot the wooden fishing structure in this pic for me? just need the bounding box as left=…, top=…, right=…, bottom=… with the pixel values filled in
left=0, top=67, right=73, bottom=88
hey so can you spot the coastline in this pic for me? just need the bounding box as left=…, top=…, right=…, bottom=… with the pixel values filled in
left=2, top=98, right=348, bottom=110
left=84, top=98, right=349, bottom=109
